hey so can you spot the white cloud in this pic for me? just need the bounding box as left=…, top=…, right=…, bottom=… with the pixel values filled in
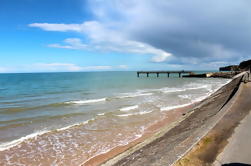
left=84, top=0, right=251, bottom=65
left=33, top=63, right=83, bottom=71
left=29, top=23, right=82, bottom=32
left=49, top=38, right=87, bottom=49
left=151, top=51, right=172, bottom=63
left=33, top=63, right=116, bottom=71
left=81, top=65, right=112, bottom=70
left=47, top=36, right=172, bottom=62
left=0, top=63, right=130, bottom=73
left=117, top=65, right=128, bottom=69
left=29, top=0, right=251, bottom=67
left=30, top=20, right=172, bottom=62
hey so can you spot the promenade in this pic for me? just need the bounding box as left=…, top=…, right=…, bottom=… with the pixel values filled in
left=175, top=74, right=251, bottom=166
left=214, top=82, right=251, bottom=166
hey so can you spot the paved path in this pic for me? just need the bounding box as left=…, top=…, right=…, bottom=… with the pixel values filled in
left=173, top=80, right=251, bottom=166
left=174, top=81, right=251, bottom=166
left=215, top=83, right=251, bottom=165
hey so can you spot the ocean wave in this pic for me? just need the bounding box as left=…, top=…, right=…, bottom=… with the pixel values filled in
left=186, top=85, right=210, bottom=90
left=0, top=118, right=95, bottom=151
left=191, top=95, right=209, bottom=103
left=0, top=130, right=49, bottom=151
left=116, top=110, right=152, bottom=117
left=160, top=103, right=192, bottom=112
left=161, top=88, right=185, bottom=93
left=0, top=78, right=231, bottom=152
left=178, top=94, right=192, bottom=99
left=189, top=83, right=227, bottom=104
left=0, top=101, right=77, bottom=114
left=55, top=118, right=95, bottom=131
left=65, top=98, right=106, bottom=105
left=161, top=84, right=211, bottom=94
left=117, top=92, right=153, bottom=98
left=0, top=112, right=87, bottom=128
left=161, top=90, right=216, bottom=112
left=97, top=112, right=106, bottom=116
left=81, top=129, right=144, bottom=166
left=120, top=105, right=139, bottom=112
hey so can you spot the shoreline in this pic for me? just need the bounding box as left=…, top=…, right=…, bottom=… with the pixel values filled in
left=81, top=78, right=233, bottom=166
left=83, top=103, right=196, bottom=166
left=0, top=76, right=232, bottom=166
left=94, top=73, right=244, bottom=166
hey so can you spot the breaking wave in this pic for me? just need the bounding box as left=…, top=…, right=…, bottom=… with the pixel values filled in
left=65, top=98, right=106, bottom=105
left=119, top=105, right=139, bottom=112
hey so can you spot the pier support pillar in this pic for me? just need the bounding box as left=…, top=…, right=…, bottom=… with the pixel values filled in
left=147, top=73, right=149, bottom=77
left=137, top=73, right=139, bottom=77
left=157, top=73, right=159, bottom=77
left=168, top=73, right=170, bottom=77
left=179, top=73, right=181, bottom=77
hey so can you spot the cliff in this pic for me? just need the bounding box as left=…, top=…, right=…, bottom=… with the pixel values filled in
left=219, top=59, right=251, bottom=71
left=239, top=59, right=251, bottom=71
left=219, top=65, right=239, bottom=71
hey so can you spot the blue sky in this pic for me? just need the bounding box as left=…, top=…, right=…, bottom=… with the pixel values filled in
left=1, top=0, right=251, bottom=72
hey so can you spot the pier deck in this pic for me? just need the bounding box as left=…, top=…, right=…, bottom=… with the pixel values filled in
left=137, top=71, right=193, bottom=77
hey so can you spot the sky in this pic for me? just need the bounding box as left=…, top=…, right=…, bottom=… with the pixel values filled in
left=0, top=0, right=251, bottom=73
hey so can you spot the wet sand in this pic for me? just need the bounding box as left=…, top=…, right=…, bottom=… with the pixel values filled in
left=83, top=104, right=194, bottom=166
left=97, top=74, right=243, bottom=166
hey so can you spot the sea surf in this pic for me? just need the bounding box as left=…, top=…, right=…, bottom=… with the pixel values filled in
left=0, top=71, right=230, bottom=166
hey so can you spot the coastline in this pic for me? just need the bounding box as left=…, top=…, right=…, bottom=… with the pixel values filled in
left=91, top=74, right=243, bottom=166
left=0, top=73, right=230, bottom=166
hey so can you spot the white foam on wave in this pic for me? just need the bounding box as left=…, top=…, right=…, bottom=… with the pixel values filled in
left=160, top=80, right=231, bottom=112
left=178, top=94, right=192, bottom=99
left=65, top=98, right=106, bottom=105
left=120, top=105, right=139, bottom=112
left=190, top=80, right=230, bottom=104
left=187, top=85, right=210, bottom=90
left=179, top=93, right=210, bottom=103
left=81, top=127, right=145, bottom=166
left=161, top=90, right=214, bottom=112
left=55, top=118, right=94, bottom=131
left=161, top=84, right=211, bottom=94
left=116, top=110, right=152, bottom=117
left=192, top=95, right=209, bottom=103
left=161, top=88, right=185, bottom=93
left=0, top=130, right=49, bottom=151
left=118, top=92, right=153, bottom=98
left=160, top=103, right=192, bottom=112
left=0, top=118, right=95, bottom=151
left=97, top=112, right=105, bottom=116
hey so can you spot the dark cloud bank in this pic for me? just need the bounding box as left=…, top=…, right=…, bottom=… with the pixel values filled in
left=90, top=0, right=251, bottom=67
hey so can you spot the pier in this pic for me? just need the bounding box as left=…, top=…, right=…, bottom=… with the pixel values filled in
left=137, top=71, right=193, bottom=77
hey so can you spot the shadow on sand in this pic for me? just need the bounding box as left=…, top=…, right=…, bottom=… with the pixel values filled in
left=222, top=163, right=251, bottom=166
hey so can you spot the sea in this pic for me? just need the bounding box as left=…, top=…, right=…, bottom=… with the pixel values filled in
left=0, top=71, right=230, bottom=166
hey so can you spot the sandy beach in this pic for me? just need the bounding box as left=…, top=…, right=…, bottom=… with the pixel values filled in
left=83, top=104, right=194, bottom=166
